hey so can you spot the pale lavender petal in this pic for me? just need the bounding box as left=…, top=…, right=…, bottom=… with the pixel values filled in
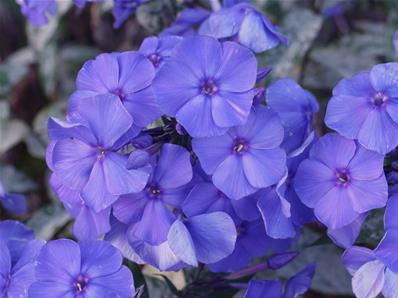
left=352, top=260, right=385, bottom=298
left=370, top=63, right=398, bottom=94
left=382, top=269, right=398, bottom=298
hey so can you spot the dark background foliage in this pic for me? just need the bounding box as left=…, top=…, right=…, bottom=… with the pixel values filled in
left=0, top=0, right=397, bottom=296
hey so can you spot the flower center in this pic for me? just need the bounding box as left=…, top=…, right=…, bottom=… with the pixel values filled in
left=149, top=53, right=162, bottom=67
left=232, top=138, right=248, bottom=154
left=373, top=92, right=388, bottom=107
left=336, top=169, right=350, bottom=185
left=147, top=185, right=161, bottom=198
left=74, top=275, right=89, bottom=293
left=111, top=88, right=127, bottom=100
left=97, top=147, right=107, bottom=160
left=201, top=79, right=218, bottom=96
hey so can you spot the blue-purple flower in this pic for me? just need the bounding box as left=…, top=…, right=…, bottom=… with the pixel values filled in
left=266, top=78, right=319, bottom=153
left=160, top=8, right=210, bottom=37
left=153, top=35, right=257, bottom=137
left=112, top=0, right=149, bottom=29
left=243, top=264, right=315, bottom=298
left=294, top=133, right=388, bottom=229
left=0, top=182, right=27, bottom=215
left=139, top=35, right=182, bottom=69
left=343, top=246, right=398, bottom=298
left=20, top=0, right=56, bottom=26
left=29, top=239, right=134, bottom=297
left=113, top=144, right=193, bottom=246
left=325, top=63, right=398, bottom=154
left=199, top=3, right=287, bottom=53
left=0, top=220, right=44, bottom=298
left=70, top=51, right=161, bottom=132
left=192, top=105, right=286, bottom=199
left=47, top=94, right=150, bottom=212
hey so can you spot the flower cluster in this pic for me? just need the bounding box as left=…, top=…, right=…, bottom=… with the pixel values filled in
left=11, top=0, right=398, bottom=297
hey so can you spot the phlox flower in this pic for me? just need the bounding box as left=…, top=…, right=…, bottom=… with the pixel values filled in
left=139, top=36, right=182, bottom=69
left=112, top=0, right=149, bottom=28
left=160, top=8, right=210, bottom=37
left=294, top=133, right=388, bottom=229
left=0, top=182, right=27, bottom=215
left=20, top=0, right=56, bottom=26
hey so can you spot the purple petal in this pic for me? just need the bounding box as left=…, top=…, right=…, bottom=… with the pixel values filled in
left=244, top=280, right=282, bottom=298
left=130, top=199, right=175, bottom=245
left=347, top=146, right=385, bottom=180
left=74, top=94, right=133, bottom=148
left=76, top=53, right=119, bottom=92
left=333, top=71, right=374, bottom=97
left=342, top=246, right=376, bottom=275
left=352, top=260, right=385, bottom=298
left=375, top=231, right=398, bottom=273
left=117, top=51, right=154, bottom=93
left=167, top=220, right=198, bottom=266
left=192, top=134, right=233, bottom=174
left=0, top=243, right=11, bottom=282
left=186, top=212, right=236, bottom=263
left=35, top=239, right=80, bottom=283
left=155, top=144, right=192, bottom=189
left=370, top=63, right=398, bottom=94
left=81, top=160, right=119, bottom=212
left=231, top=192, right=261, bottom=221
left=123, top=86, right=162, bottom=128
left=242, top=148, right=286, bottom=189
left=283, top=264, right=316, bottom=298
left=211, top=90, right=253, bottom=128
left=49, top=172, right=81, bottom=209
left=86, top=266, right=135, bottom=298
left=257, top=188, right=295, bottom=239
left=310, top=133, right=356, bottom=169
left=182, top=182, right=219, bottom=217
left=80, top=240, right=122, bottom=278
left=153, top=61, right=199, bottom=115
left=315, top=186, right=359, bottom=229
left=103, top=152, right=149, bottom=195
left=358, top=108, right=398, bottom=154
left=209, top=241, right=251, bottom=273
left=47, top=117, right=96, bottom=144
left=216, top=41, right=257, bottom=92
left=328, top=213, right=367, bottom=249
left=294, top=159, right=335, bottom=208
left=176, top=94, right=228, bottom=137
left=235, top=106, right=284, bottom=150
left=28, top=282, right=73, bottom=297
left=347, top=175, right=388, bottom=213
left=73, top=206, right=111, bottom=240
left=213, top=155, right=257, bottom=199
left=113, top=193, right=147, bottom=224
left=384, top=195, right=398, bottom=230
left=126, top=149, right=150, bottom=170
left=52, top=138, right=96, bottom=190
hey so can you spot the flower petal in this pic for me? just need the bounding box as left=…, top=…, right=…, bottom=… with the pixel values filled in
left=347, top=146, right=385, bottom=180
left=352, top=260, right=385, bottom=298
left=375, top=231, right=398, bottom=273
left=294, top=159, right=335, bottom=208
left=186, top=212, right=236, bottom=263
left=192, top=134, right=233, bottom=174
left=213, top=155, right=257, bottom=199
left=73, top=206, right=111, bottom=240
left=342, top=246, right=376, bottom=275
left=167, top=220, right=198, bottom=267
